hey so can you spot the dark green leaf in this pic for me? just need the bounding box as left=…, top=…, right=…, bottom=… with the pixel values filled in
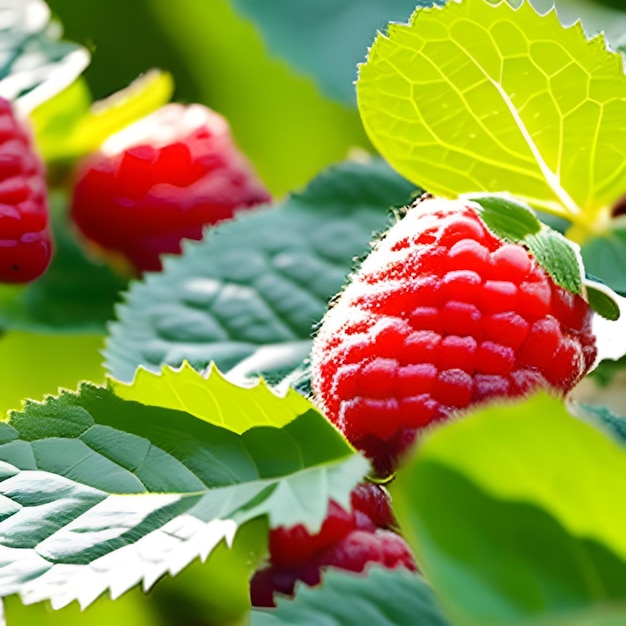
left=0, top=0, right=88, bottom=113
left=525, top=229, right=583, bottom=296
left=586, top=282, right=621, bottom=322
left=0, top=193, right=127, bottom=333
left=230, top=0, right=445, bottom=104
left=251, top=567, right=451, bottom=626
left=0, top=382, right=367, bottom=609
left=105, top=160, right=417, bottom=383
left=581, top=219, right=626, bottom=293
left=393, top=393, right=626, bottom=626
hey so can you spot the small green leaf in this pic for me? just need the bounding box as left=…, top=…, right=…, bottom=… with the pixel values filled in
left=0, top=383, right=367, bottom=610
left=468, top=194, right=542, bottom=240
left=251, top=567, right=451, bottom=626
left=525, top=228, right=583, bottom=295
left=585, top=279, right=621, bottom=321
left=357, top=0, right=626, bottom=233
left=110, top=362, right=314, bottom=434
left=393, top=393, right=626, bottom=625
left=104, top=159, right=417, bottom=383
left=0, top=0, right=89, bottom=113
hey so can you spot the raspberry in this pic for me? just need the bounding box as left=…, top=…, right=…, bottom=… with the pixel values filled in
left=311, top=197, right=597, bottom=476
left=0, top=98, right=52, bottom=283
left=70, top=103, right=271, bottom=273
left=250, top=482, right=416, bottom=607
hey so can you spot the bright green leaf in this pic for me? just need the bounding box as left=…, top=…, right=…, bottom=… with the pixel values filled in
left=585, top=278, right=621, bottom=321
left=104, top=160, right=417, bottom=383
left=357, top=0, right=626, bottom=234
left=0, top=0, right=88, bottom=113
left=110, top=362, right=314, bottom=434
left=0, top=383, right=367, bottom=610
left=251, top=567, right=451, bottom=626
left=393, top=393, right=626, bottom=625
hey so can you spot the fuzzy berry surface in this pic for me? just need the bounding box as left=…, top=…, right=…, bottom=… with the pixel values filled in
left=0, top=98, right=52, bottom=283
left=70, top=103, right=271, bottom=273
left=250, top=482, right=416, bottom=607
left=311, top=197, right=598, bottom=476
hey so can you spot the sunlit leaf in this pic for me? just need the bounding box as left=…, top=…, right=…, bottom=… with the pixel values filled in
left=358, top=0, right=626, bottom=234
left=393, top=393, right=626, bottom=625
left=110, top=362, right=314, bottom=434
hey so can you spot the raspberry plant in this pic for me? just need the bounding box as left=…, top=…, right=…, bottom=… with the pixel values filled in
left=0, top=0, right=626, bottom=625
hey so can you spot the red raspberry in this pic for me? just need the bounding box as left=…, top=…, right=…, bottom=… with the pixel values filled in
left=311, top=197, right=597, bottom=476
left=70, top=103, right=271, bottom=273
left=250, top=482, right=416, bottom=607
left=0, top=98, right=52, bottom=283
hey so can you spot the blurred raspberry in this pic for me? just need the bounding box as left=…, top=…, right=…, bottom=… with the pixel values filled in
left=0, top=97, right=52, bottom=283
left=70, top=103, right=270, bottom=272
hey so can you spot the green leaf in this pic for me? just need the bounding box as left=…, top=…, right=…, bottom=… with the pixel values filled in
left=468, top=194, right=542, bottom=240
left=0, top=382, right=367, bottom=610
left=30, top=70, right=174, bottom=167
left=251, top=567, right=451, bottom=626
left=581, top=219, right=626, bottom=293
left=0, top=0, right=88, bottom=113
left=357, top=0, right=626, bottom=233
left=585, top=278, right=621, bottom=321
left=231, top=0, right=445, bottom=105
left=392, top=393, right=626, bottom=625
left=110, top=362, right=314, bottom=434
left=104, top=159, right=417, bottom=383
left=0, top=192, right=127, bottom=333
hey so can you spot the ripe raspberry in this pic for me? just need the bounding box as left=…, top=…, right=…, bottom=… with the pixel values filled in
left=311, top=197, right=597, bottom=476
left=0, top=97, right=52, bottom=283
left=250, top=482, right=416, bottom=607
left=70, top=103, right=271, bottom=273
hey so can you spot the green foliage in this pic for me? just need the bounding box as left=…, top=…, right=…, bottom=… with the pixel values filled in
left=392, top=393, right=626, bottom=625
left=251, top=567, right=451, bottom=626
left=230, top=0, right=445, bottom=104
left=357, top=0, right=626, bottom=235
left=0, top=381, right=367, bottom=610
left=105, top=160, right=416, bottom=383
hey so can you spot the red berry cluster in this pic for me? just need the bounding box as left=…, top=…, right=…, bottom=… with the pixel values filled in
left=0, top=98, right=52, bottom=283
left=312, top=197, right=597, bottom=475
left=250, top=483, right=416, bottom=607
left=70, top=103, right=271, bottom=272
